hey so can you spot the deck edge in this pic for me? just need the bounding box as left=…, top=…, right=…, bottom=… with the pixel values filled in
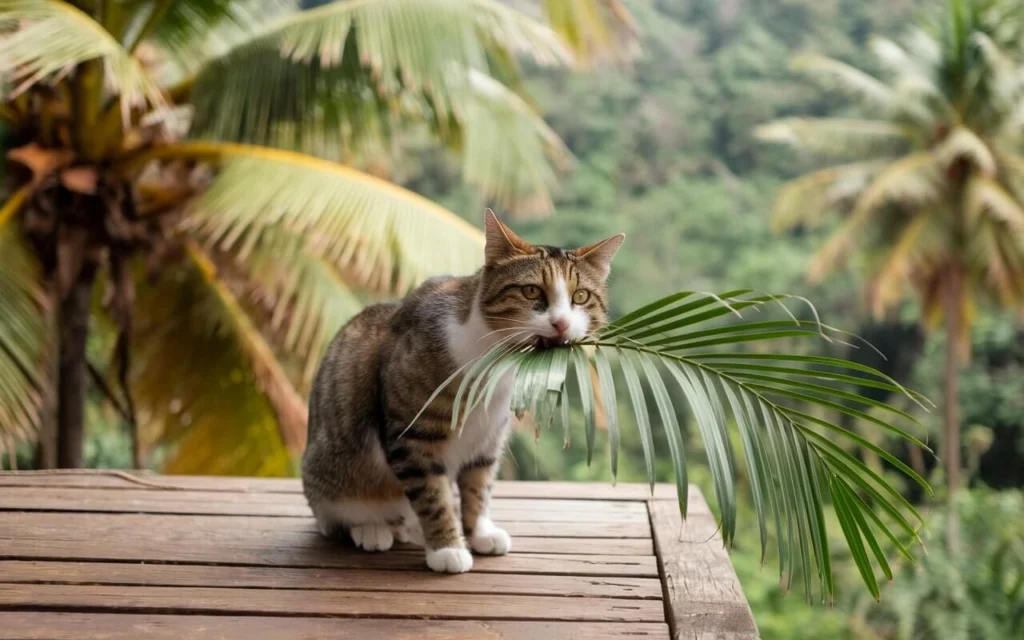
left=647, top=494, right=759, bottom=639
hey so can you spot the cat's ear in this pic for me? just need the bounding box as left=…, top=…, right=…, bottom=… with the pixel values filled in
left=484, top=208, right=533, bottom=266
left=574, top=233, right=626, bottom=278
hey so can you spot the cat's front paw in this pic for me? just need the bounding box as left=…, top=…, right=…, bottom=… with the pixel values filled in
left=468, top=517, right=512, bottom=555
left=426, top=546, right=474, bottom=573
left=350, top=523, right=394, bottom=552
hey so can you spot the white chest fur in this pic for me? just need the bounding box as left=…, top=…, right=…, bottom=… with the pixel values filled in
left=443, top=308, right=514, bottom=472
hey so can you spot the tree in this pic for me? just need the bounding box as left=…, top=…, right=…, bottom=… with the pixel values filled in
left=755, top=0, right=1024, bottom=539
left=0, top=0, right=636, bottom=472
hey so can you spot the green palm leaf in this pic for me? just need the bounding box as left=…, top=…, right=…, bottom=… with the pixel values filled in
left=436, top=290, right=932, bottom=601
left=188, top=0, right=569, bottom=137
left=138, top=142, right=484, bottom=294
left=789, top=53, right=896, bottom=111
left=0, top=188, right=49, bottom=457
left=184, top=1, right=572, bottom=215
left=754, top=118, right=911, bottom=159
left=0, top=0, right=164, bottom=110
left=542, top=0, right=639, bottom=65
left=231, top=234, right=364, bottom=385
left=130, top=243, right=306, bottom=473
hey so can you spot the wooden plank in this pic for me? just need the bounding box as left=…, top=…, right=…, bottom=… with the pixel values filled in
left=0, top=613, right=671, bottom=640
left=0, top=487, right=649, bottom=514
left=0, top=511, right=648, bottom=539
left=0, top=533, right=658, bottom=577
left=0, top=512, right=652, bottom=555
left=0, top=473, right=682, bottom=501
left=0, top=561, right=663, bottom=600
left=648, top=498, right=758, bottom=638
left=0, top=584, right=666, bottom=622
left=0, top=472, right=302, bottom=493
left=0, top=487, right=648, bottom=521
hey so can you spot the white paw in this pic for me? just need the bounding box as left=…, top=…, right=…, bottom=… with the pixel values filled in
left=350, top=524, right=394, bottom=552
left=425, top=546, right=474, bottom=573
left=468, top=517, right=511, bottom=556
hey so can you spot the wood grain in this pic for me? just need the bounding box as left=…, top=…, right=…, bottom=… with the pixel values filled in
left=0, top=613, right=671, bottom=640
left=0, top=487, right=649, bottom=521
left=0, top=537, right=659, bottom=578
left=0, top=474, right=758, bottom=638
left=647, top=499, right=758, bottom=638
left=0, top=513, right=653, bottom=557
left=0, top=561, right=663, bottom=599
left=0, top=473, right=683, bottom=501
left=0, top=584, right=665, bottom=622
left=0, top=510, right=649, bottom=539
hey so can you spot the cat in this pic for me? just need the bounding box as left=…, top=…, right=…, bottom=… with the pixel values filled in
left=301, top=210, right=625, bottom=574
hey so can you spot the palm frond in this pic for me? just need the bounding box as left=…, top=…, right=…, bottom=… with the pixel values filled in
left=870, top=37, right=926, bottom=78
left=131, top=243, right=307, bottom=474
left=184, top=1, right=572, bottom=215
left=790, top=53, right=895, bottom=111
left=138, top=142, right=485, bottom=293
left=966, top=174, right=1024, bottom=236
left=935, top=126, right=997, bottom=177
left=868, top=213, right=935, bottom=317
left=459, top=70, right=571, bottom=217
left=134, top=0, right=290, bottom=74
left=0, top=188, right=49, bottom=457
left=542, top=0, right=640, bottom=65
left=968, top=216, right=1024, bottom=307
left=755, top=118, right=911, bottom=159
left=853, top=153, right=945, bottom=222
left=187, top=0, right=570, bottom=131
left=807, top=154, right=944, bottom=280
left=438, top=291, right=933, bottom=602
left=770, top=161, right=890, bottom=231
left=0, top=0, right=164, bottom=110
left=235, top=234, right=363, bottom=386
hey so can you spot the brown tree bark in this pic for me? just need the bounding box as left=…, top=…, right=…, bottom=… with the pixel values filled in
left=56, top=264, right=97, bottom=468
left=942, top=265, right=964, bottom=551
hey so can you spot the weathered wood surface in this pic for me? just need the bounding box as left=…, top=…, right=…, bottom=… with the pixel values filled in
left=0, top=473, right=757, bottom=639
left=649, top=498, right=759, bottom=639
left=0, top=614, right=670, bottom=639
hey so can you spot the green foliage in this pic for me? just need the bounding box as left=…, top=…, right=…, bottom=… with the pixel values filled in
left=851, top=489, right=1024, bottom=640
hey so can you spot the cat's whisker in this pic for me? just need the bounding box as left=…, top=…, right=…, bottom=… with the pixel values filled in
left=477, top=327, right=534, bottom=342
left=483, top=315, right=532, bottom=325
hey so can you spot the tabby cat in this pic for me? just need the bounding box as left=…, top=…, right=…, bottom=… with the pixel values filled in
left=302, top=210, right=625, bottom=573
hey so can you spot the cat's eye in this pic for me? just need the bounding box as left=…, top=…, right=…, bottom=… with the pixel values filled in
left=521, top=285, right=542, bottom=300
left=572, top=290, right=591, bottom=305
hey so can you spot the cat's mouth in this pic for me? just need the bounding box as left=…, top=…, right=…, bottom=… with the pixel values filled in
left=534, top=335, right=571, bottom=350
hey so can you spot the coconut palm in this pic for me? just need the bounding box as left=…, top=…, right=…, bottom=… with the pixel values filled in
left=444, top=290, right=933, bottom=601
left=755, top=0, right=1024, bottom=519
left=0, top=0, right=637, bottom=472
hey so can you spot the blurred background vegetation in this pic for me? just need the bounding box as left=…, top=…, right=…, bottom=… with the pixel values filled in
left=2, top=0, right=1023, bottom=639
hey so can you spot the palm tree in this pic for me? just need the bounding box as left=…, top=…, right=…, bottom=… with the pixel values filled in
left=0, top=0, right=637, bottom=472
left=755, top=0, right=1024, bottom=524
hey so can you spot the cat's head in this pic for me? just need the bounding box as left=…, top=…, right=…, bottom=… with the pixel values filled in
left=479, top=209, right=625, bottom=347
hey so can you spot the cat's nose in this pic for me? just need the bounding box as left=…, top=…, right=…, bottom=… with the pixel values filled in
left=550, top=317, right=570, bottom=336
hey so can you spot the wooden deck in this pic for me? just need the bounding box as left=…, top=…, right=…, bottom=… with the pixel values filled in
left=0, top=473, right=757, bottom=639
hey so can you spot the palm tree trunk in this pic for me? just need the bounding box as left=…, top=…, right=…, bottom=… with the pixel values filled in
left=56, top=264, right=97, bottom=468
left=942, top=266, right=963, bottom=552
